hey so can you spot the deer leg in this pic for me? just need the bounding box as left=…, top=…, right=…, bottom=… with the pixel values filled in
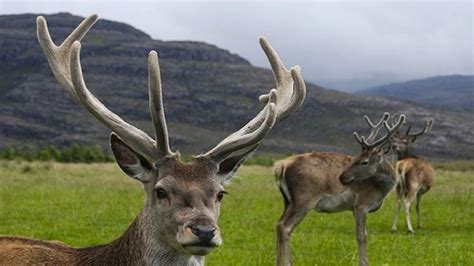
left=391, top=198, right=402, bottom=231
left=415, top=193, right=422, bottom=228
left=403, top=192, right=416, bottom=233
left=391, top=185, right=402, bottom=231
left=354, top=207, right=369, bottom=266
left=276, top=203, right=311, bottom=266
left=415, top=185, right=429, bottom=228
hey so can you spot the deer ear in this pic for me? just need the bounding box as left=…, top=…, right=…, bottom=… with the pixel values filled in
left=216, top=145, right=259, bottom=185
left=110, top=133, right=153, bottom=182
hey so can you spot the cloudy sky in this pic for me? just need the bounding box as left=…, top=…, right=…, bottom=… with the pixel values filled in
left=1, top=0, right=472, bottom=91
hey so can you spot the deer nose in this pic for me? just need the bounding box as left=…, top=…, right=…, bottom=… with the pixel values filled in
left=340, top=174, right=352, bottom=185
left=190, top=225, right=216, bottom=242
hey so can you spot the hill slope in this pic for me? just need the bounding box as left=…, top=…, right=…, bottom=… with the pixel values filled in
left=357, top=75, right=474, bottom=110
left=1, top=13, right=473, bottom=159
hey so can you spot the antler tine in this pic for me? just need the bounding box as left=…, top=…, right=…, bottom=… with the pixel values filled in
left=405, top=125, right=412, bottom=136
left=38, top=15, right=160, bottom=162
left=202, top=37, right=306, bottom=163
left=259, top=37, right=288, bottom=85
left=367, top=114, right=406, bottom=149
left=407, top=118, right=433, bottom=137
left=427, top=119, right=434, bottom=131
left=148, top=51, right=173, bottom=157
left=257, top=37, right=306, bottom=122
left=353, top=132, right=368, bottom=149
left=354, top=113, right=406, bottom=151
left=69, top=42, right=159, bottom=161
left=364, top=112, right=389, bottom=128
left=364, top=112, right=390, bottom=142
left=37, top=15, right=98, bottom=101
left=204, top=90, right=278, bottom=160
left=207, top=101, right=277, bottom=161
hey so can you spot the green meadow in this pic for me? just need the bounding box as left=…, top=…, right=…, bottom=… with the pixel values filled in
left=0, top=160, right=473, bottom=265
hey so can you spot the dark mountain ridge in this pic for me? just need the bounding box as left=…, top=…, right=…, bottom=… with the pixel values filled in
left=357, top=75, right=474, bottom=110
left=1, top=13, right=472, bottom=159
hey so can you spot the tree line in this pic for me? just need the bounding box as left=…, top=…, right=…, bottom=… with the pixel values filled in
left=0, top=144, right=113, bottom=163
left=0, top=144, right=293, bottom=166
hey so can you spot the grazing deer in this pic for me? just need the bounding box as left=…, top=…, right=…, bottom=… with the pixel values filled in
left=391, top=119, right=435, bottom=233
left=0, top=14, right=306, bottom=265
left=274, top=113, right=405, bottom=266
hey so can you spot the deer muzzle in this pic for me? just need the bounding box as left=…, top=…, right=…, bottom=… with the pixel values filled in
left=340, top=173, right=354, bottom=185
left=178, top=220, right=222, bottom=256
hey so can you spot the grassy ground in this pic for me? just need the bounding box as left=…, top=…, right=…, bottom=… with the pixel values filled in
left=0, top=160, right=473, bottom=265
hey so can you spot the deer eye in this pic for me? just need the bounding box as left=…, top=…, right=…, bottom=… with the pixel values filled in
left=217, top=191, right=227, bottom=202
left=155, top=188, right=168, bottom=199
left=361, top=160, right=369, bottom=165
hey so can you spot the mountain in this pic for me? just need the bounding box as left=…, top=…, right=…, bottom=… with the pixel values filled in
left=356, top=75, right=474, bottom=110
left=1, top=13, right=473, bottom=159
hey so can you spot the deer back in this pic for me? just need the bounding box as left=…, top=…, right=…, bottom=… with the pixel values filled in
left=396, top=157, right=435, bottom=191
left=0, top=237, right=78, bottom=264
left=274, top=152, right=354, bottom=203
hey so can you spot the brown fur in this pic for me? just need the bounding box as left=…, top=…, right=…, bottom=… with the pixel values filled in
left=275, top=152, right=395, bottom=208
left=396, top=158, right=435, bottom=194
left=0, top=237, right=77, bottom=264
left=392, top=157, right=435, bottom=233
left=274, top=151, right=396, bottom=266
left=391, top=120, right=436, bottom=233
left=0, top=216, right=145, bottom=265
left=276, top=152, right=352, bottom=203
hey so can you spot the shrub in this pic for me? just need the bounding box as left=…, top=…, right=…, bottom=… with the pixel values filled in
left=0, top=144, right=113, bottom=163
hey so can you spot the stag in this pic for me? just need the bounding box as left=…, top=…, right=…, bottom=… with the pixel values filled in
left=274, top=113, right=405, bottom=266
left=0, top=14, right=306, bottom=265
left=391, top=118, right=435, bottom=233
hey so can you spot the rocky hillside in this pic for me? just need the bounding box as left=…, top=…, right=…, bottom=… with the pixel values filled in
left=357, top=75, right=474, bottom=111
left=1, top=13, right=473, bottom=159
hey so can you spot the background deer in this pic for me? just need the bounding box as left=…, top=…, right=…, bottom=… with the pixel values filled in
left=0, top=14, right=306, bottom=265
left=391, top=118, right=435, bottom=233
left=273, top=113, right=405, bottom=266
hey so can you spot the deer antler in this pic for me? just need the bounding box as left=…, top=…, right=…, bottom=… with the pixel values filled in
left=404, top=118, right=433, bottom=138
left=354, top=113, right=406, bottom=151
left=363, top=112, right=390, bottom=142
left=37, top=15, right=171, bottom=161
left=38, top=15, right=306, bottom=164
left=202, top=37, right=306, bottom=162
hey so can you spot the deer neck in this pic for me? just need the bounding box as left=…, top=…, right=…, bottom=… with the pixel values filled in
left=78, top=210, right=204, bottom=265
left=397, top=147, right=416, bottom=160
left=374, top=160, right=397, bottom=195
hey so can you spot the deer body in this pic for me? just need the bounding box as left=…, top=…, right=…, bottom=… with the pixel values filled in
left=392, top=157, right=435, bottom=233
left=276, top=151, right=397, bottom=212
left=391, top=119, right=435, bottom=233
left=275, top=152, right=396, bottom=266
left=275, top=152, right=350, bottom=209
left=0, top=14, right=306, bottom=264
left=1, top=214, right=204, bottom=265
left=274, top=113, right=404, bottom=266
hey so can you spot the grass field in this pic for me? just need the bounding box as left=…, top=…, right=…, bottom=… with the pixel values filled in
left=0, top=160, right=473, bottom=265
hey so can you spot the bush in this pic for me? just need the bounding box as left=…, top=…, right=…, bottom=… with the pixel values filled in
left=0, top=144, right=113, bottom=163
left=432, top=160, right=474, bottom=172
left=245, top=153, right=291, bottom=167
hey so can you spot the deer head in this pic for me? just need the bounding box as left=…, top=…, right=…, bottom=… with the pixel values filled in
left=37, top=15, right=306, bottom=256
left=340, top=113, right=405, bottom=185
left=392, top=118, right=433, bottom=157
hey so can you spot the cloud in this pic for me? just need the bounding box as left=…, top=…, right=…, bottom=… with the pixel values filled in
left=1, top=1, right=472, bottom=91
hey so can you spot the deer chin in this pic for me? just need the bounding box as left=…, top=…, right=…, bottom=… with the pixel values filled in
left=181, top=243, right=218, bottom=256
